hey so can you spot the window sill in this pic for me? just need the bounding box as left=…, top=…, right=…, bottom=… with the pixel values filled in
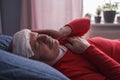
left=91, top=23, right=120, bottom=30
left=86, top=23, right=120, bottom=39
left=92, top=23, right=120, bottom=27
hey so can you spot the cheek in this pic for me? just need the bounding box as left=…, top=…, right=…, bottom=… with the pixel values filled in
left=30, top=42, right=40, bottom=60
left=30, top=52, right=40, bottom=61
left=30, top=35, right=36, bottom=42
left=38, top=50, right=59, bottom=62
left=38, top=52, right=53, bottom=61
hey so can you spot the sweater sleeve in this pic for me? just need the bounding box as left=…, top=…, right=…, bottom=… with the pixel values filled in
left=59, top=18, right=90, bottom=44
left=83, top=45, right=120, bottom=80
left=65, top=18, right=90, bottom=36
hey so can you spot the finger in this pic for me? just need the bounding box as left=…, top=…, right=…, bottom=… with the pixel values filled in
left=31, top=30, right=39, bottom=32
left=67, top=37, right=75, bottom=44
left=51, top=40, right=59, bottom=53
left=32, top=29, right=52, bottom=34
left=52, top=40, right=59, bottom=49
left=37, top=34, right=48, bottom=43
left=65, top=43, right=74, bottom=50
left=32, top=29, right=61, bottom=39
left=32, top=30, right=49, bottom=34
left=46, top=36, right=53, bottom=49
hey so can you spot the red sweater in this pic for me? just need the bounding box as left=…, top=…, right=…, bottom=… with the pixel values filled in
left=53, top=18, right=120, bottom=80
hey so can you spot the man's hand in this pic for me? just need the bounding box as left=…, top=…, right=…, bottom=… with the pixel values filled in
left=59, top=26, right=72, bottom=37
left=32, top=29, right=62, bottom=40
left=32, top=26, right=71, bottom=40
left=65, top=37, right=91, bottom=54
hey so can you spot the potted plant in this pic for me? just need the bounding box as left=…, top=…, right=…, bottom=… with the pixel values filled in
left=85, top=13, right=92, bottom=20
left=116, top=12, right=120, bottom=23
left=94, top=6, right=102, bottom=23
left=102, top=1, right=119, bottom=23
left=116, top=5, right=120, bottom=23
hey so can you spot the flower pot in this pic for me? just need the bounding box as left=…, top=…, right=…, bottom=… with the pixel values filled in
left=94, top=16, right=101, bottom=23
left=117, top=16, right=120, bottom=23
left=103, top=11, right=116, bottom=23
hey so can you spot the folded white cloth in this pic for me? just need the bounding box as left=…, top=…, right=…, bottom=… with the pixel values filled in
left=12, top=29, right=34, bottom=58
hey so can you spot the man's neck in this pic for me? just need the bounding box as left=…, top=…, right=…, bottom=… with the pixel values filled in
left=50, top=45, right=67, bottom=65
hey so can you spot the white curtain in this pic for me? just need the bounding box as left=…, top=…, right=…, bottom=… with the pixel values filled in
left=20, top=0, right=33, bottom=29
left=20, top=0, right=83, bottom=30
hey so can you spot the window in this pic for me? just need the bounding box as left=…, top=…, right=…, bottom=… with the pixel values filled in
left=83, top=0, right=120, bottom=21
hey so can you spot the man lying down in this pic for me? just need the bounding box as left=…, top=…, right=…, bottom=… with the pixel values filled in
left=9, top=18, right=90, bottom=66
left=8, top=18, right=120, bottom=80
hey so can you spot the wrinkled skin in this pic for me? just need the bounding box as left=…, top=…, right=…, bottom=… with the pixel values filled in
left=30, top=32, right=59, bottom=65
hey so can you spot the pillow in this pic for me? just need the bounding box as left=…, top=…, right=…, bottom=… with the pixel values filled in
left=0, top=35, right=70, bottom=80
left=0, top=49, right=69, bottom=80
left=0, top=35, right=12, bottom=51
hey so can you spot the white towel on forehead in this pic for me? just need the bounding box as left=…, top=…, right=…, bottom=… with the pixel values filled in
left=12, top=29, right=34, bottom=58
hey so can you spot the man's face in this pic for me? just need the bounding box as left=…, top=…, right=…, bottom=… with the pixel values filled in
left=29, top=32, right=59, bottom=65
